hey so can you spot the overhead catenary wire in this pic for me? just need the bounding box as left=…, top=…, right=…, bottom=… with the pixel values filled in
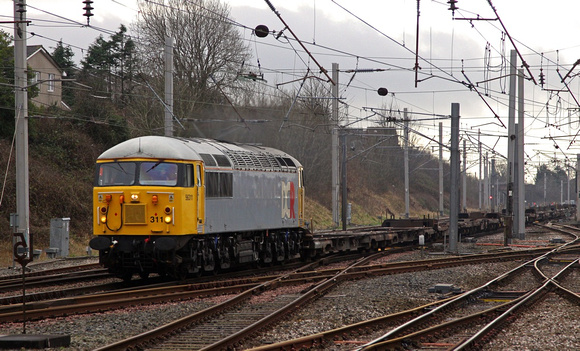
left=4, top=0, right=580, bottom=171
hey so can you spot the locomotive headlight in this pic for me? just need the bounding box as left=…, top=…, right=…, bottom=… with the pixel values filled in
left=100, top=215, right=107, bottom=223
left=130, top=193, right=140, bottom=202
left=151, top=195, right=158, bottom=204
left=164, top=216, right=172, bottom=224
left=164, top=206, right=172, bottom=215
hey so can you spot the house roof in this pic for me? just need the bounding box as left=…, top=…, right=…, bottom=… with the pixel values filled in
left=26, top=45, right=63, bottom=74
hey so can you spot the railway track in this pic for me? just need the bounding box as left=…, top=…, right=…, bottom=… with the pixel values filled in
left=79, top=250, right=545, bottom=350
left=244, top=223, right=580, bottom=350
left=1, top=223, right=575, bottom=350
left=0, top=248, right=549, bottom=324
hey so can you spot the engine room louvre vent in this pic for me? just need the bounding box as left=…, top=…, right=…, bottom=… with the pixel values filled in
left=283, top=157, right=296, bottom=167
left=200, top=153, right=217, bottom=167
left=213, top=154, right=232, bottom=167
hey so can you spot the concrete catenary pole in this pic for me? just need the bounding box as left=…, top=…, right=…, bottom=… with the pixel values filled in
left=568, top=165, right=571, bottom=205
left=479, top=130, right=482, bottom=210
left=14, top=0, right=30, bottom=247
left=332, top=63, right=339, bottom=227
left=164, top=36, right=174, bottom=137
left=404, top=108, right=410, bottom=218
left=462, top=139, right=467, bottom=212
left=449, top=103, right=460, bottom=253
left=341, top=131, right=347, bottom=230
left=491, top=158, right=496, bottom=212
left=505, top=49, right=517, bottom=245
left=516, top=69, right=525, bottom=239
left=577, top=155, right=580, bottom=222
left=484, top=152, right=489, bottom=211
left=544, top=173, right=547, bottom=206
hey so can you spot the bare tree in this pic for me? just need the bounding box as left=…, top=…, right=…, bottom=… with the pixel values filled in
left=133, top=0, right=251, bottom=134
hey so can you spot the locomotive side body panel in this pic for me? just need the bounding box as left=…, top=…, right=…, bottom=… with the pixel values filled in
left=204, top=169, right=301, bottom=233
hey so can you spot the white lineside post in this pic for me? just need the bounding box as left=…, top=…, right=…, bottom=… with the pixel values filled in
left=331, top=63, right=339, bottom=227
left=164, top=36, right=174, bottom=137
left=404, top=108, right=409, bottom=219
left=449, top=103, right=460, bottom=253
left=14, top=0, right=30, bottom=247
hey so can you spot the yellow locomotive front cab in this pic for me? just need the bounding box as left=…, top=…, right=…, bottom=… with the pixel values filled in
left=92, top=158, right=205, bottom=239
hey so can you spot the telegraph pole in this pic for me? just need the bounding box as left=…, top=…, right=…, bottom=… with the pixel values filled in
left=14, top=0, right=30, bottom=248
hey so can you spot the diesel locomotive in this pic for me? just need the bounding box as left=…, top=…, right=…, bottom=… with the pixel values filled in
left=89, top=136, right=306, bottom=280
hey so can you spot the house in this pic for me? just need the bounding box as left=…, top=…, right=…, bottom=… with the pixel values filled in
left=26, top=45, right=66, bottom=109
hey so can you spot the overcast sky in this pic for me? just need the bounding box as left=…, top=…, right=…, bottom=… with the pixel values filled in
left=3, top=0, right=580, bottom=181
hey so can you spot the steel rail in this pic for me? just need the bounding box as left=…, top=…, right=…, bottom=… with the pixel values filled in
left=355, top=230, right=578, bottom=351
left=91, top=255, right=377, bottom=351
left=453, top=258, right=580, bottom=350
left=0, top=249, right=543, bottom=321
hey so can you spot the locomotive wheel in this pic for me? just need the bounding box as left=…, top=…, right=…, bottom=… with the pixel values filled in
left=138, top=271, right=150, bottom=279
left=175, top=264, right=189, bottom=280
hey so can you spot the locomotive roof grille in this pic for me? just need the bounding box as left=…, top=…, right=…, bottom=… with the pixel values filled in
left=223, top=150, right=296, bottom=171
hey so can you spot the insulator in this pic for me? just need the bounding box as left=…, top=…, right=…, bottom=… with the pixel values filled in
left=83, top=0, right=94, bottom=24
left=539, top=68, right=545, bottom=87
left=447, top=0, right=458, bottom=16
left=15, top=0, right=26, bottom=14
